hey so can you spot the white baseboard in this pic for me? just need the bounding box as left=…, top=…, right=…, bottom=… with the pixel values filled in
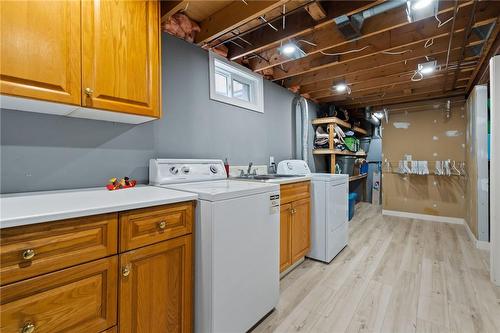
left=382, top=210, right=465, bottom=224
left=462, top=220, right=490, bottom=251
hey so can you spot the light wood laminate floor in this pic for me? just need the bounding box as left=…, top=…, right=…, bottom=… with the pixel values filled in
left=252, top=203, right=500, bottom=333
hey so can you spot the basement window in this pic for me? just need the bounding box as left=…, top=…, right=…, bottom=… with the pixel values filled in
left=209, top=52, right=264, bottom=113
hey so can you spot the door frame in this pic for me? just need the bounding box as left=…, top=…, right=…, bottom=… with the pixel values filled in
left=490, top=55, right=500, bottom=286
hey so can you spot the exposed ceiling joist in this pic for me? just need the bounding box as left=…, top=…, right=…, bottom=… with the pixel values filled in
left=466, top=19, right=500, bottom=92
left=227, top=0, right=381, bottom=60
left=194, top=0, right=288, bottom=44
left=161, top=1, right=188, bottom=22
left=309, top=67, right=472, bottom=100
left=249, top=0, right=471, bottom=73
left=272, top=1, right=497, bottom=82
left=299, top=38, right=484, bottom=95
left=285, top=29, right=486, bottom=89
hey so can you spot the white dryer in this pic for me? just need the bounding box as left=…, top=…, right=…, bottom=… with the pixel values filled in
left=150, top=159, right=280, bottom=333
left=278, top=160, right=348, bottom=263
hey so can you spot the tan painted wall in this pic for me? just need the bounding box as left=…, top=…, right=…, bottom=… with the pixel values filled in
left=382, top=102, right=467, bottom=218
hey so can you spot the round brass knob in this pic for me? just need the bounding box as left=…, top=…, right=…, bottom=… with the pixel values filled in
left=158, top=221, right=166, bottom=230
left=22, top=249, right=35, bottom=260
left=122, top=266, right=130, bottom=277
left=84, top=87, right=94, bottom=96
left=21, top=321, right=35, bottom=333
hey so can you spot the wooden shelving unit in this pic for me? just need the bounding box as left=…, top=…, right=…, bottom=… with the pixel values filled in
left=311, top=117, right=368, bottom=136
left=349, top=174, right=368, bottom=182
left=312, top=149, right=367, bottom=156
left=311, top=117, right=369, bottom=174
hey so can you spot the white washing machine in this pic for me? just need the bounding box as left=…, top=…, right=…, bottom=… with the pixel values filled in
left=150, top=159, right=280, bottom=333
left=278, top=160, right=349, bottom=263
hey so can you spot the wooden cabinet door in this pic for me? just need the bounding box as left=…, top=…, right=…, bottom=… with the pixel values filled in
left=291, top=197, right=311, bottom=263
left=82, top=0, right=160, bottom=117
left=119, top=235, right=193, bottom=333
left=280, top=203, right=292, bottom=273
left=0, top=257, right=117, bottom=333
left=0, top=1, right=81, bottom=105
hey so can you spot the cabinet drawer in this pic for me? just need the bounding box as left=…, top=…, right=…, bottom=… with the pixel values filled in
left=0, top=213, right=118, bottom=285
left=280, top=181, right=310, bottom=204
left=0, top=256, right=117, bottom=333
left=119, top=202, right=194, bottom=251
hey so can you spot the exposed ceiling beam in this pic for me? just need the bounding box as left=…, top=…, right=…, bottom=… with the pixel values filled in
left=466, top=19, right=500, bottom=92
left=285, top=29, right=486, bottom=89
left=308, top=67, right=472, bottom=100
left=227, top=0, right=380, bottom=60
left=271, top=2, right=496, bottom=81
left=299, top=39, right=483, bottom=94
left=160, top=1, right=188, bottom=22
left=194, top=0, right=288, bottom=44
left=335, top=89, right=467, bottom=108
left=316, top=76, right=466, bottom=103
left=249, top=0, right=471, bottom=72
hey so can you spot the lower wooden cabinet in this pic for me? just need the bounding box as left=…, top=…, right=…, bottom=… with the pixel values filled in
left=280, top=203, right=292, bottom=272
left=119, top=234, right=193, bottom=333
left=279, top=182, right=311, bottom=273
left=0, top=256, right=117, bottom=333
left=0, top=202, right=195, bottom=333
left=290, top=197, right=311, bottom=263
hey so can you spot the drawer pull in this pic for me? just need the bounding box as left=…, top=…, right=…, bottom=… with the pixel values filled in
left=291, top=209, right=296, bottom=214
left=84, top=87, right=94, bottom=96
left=21, top=321, right=35, bottom=333
left=158, top=221, right=167, bottom=230
left=22, top=249, right=36, bottom=260
left=122, top=265, right=131, bottom=277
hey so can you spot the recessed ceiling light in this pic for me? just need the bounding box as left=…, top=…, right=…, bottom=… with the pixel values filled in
left=418, top=60, right=437, bottom=75
left=412, top=0, right=433, bottom=10
left=335, top=83, right=347, bottom=92
left=282, top=44, right=297, bottom=55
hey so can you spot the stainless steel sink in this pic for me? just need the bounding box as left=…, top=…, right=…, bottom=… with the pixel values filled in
left=235, top=174, right=299, bottom=180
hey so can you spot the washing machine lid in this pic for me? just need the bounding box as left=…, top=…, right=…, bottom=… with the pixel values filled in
left=311, top=173, right=348, bottom=184
left=277, top=160, right=311, bottom=175
left=159, top=180, right=279, bottom=202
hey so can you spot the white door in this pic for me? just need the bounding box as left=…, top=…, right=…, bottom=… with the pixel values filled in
left=490, top=55, right=500, bottom=286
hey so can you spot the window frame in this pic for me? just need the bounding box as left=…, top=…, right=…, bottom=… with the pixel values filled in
left=209, top=51, right=264, bottom=113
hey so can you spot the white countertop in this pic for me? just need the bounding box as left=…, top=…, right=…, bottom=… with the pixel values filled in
left=0, top=185, right=198, bottom=229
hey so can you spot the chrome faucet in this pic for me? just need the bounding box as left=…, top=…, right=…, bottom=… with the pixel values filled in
left=247, top=162, right=253, bottom=175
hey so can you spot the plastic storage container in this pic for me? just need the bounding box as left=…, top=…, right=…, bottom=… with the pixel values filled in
left=336, top=156, right=356, bottom=175
left=348, top=192, right=357, bottom=221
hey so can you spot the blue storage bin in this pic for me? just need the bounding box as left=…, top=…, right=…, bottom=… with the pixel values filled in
left=348, top=192, right=358, bottom=221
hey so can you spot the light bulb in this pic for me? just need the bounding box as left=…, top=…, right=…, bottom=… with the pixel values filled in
left=420, top=66, right=434, bottom=74
left=336, top=83, right=347, bottom=92
left=282, top=44, right=297, bottom=55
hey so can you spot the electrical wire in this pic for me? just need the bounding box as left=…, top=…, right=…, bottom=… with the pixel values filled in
left=435, top=7, right=459, bottom=27
left=381, top=49, right=412, bottom=55
left=424, top=38, right=434, bottom=48
left=320, top=45, right=370, bottom=56
left=411, top=70, right=423, bottom=81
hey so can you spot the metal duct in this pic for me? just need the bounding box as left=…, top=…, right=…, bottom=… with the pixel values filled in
left=364, top=106, right=381, bottom=126
left=335, top=0, right=407, bottom=40
left=293, top=95, right=309, bottom=163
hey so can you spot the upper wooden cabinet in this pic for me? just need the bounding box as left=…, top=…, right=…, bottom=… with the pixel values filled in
left=82, top=0, right=160, bottom=117
left=0, top=1, right=81, bottom=105
left=0, top=0, right=161, bottom=123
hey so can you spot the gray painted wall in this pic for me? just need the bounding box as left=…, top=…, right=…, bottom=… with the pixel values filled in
left=1, top=34, right=318, bottom=193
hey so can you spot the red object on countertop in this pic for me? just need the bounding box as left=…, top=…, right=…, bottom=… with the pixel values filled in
left=106, top=177, right=137, bottom=191
left=224, top=158, right=230, bottom=177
